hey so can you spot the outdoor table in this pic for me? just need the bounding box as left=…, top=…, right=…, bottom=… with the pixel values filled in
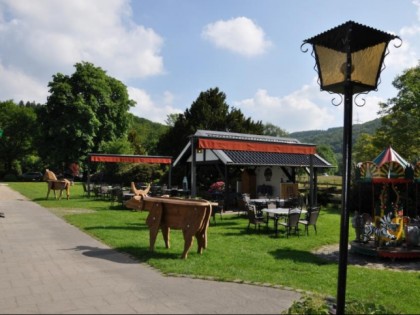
left=250, top=198, right=284, bottom=209
left=262, top=208, right=307, bottom=237
left=164, top=188, right=191, bottom=197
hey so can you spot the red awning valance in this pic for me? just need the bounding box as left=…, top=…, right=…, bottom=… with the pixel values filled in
left=89, top=154, right=172, bottom=164
left=198, top=138, right=316, bottom=154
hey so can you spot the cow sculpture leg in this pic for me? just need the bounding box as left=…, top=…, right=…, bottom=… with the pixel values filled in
left=195, top=231, right=206, bottom=254
left=182, top=229, right=195, bottom=259
left=149, top=226, right=159, bottom=252
left=196, top=204, right=211, bottom=253
left=161, top=225, right=171, bottom=248
left=146, top=202, right=164, bottom=252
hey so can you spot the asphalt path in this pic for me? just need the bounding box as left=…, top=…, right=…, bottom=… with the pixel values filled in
left=0, top=183, right=301, bottom=314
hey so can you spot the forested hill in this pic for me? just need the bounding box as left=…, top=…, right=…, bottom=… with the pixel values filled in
left=289, top=118, right=381, bottom=154
left=129, top=114, right=169, bottom=154
left=131, top=113, right=381, bottom=157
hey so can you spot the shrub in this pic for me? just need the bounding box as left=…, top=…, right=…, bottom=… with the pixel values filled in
left=283, top=295, right=330, bottom=314
left=284, top=295, right=400, bottom=315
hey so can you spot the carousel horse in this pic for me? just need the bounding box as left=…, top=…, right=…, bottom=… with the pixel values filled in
left=43, top=169, right=72, bottom=200
left=359, top=212, right=398, bottom=246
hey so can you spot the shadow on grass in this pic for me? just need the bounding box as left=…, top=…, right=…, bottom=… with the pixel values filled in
left=269, top=247, right=334, bottom=266
left=209, top=220, right=242, bottom=229
left=218, top=217, right=276, bottom=236
left=82, top=223, right=149, bottom=232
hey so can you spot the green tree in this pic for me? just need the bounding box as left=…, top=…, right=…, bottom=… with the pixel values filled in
left=127, top=129, right=146, bottom=155
left=165, top=113, right=181, bottom=127
left=37, top=62, right=135, bottom=170
left=156, top=87, right=264, bottom=185
left=157, top=87, right=264, bottom=158
left=128, top=115, right=168, bottom=155
left=376, top=62, right=420, bottom=161
left=0, top=101, right=39, bottom=174
left=352, top=133, right=380, bottom=163
left=316, top=144, right=338, bottom=175
left=96, top=138, right=133, bottom=183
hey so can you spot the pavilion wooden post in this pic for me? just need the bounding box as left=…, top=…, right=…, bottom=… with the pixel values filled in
left=190, top=136, right=197, bottom=198
left=168, top=164, right=172, bottom=190
left=87, top=164, right=91, bottom=197
left=224, top=164, right=228, bottom=210
left=309, top=154, right=314, bottom=209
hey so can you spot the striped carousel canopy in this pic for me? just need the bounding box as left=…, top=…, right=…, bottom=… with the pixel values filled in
left=372, top=146, right=411, bottom=180
left=372, top=146, right=410, bottom=168
left=357, top=146, right=412, bottom=181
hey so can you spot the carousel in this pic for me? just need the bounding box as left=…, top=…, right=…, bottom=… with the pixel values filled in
left=351, top=146, right=420, bottom=259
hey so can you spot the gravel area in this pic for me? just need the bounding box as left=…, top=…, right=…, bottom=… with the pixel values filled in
left=313, top=244, right=420, bottom=272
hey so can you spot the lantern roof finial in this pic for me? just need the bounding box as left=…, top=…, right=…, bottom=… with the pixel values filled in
left=303, top=20, right=399, bottom=53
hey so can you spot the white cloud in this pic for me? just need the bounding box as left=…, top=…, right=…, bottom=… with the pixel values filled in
left=385, top=33, right=418, bottom=73
left=234, top=84, right=335, bottom=132
left=202, top=17, right=272, bottom=57
left=0, top=63, right=47, bottom=103
left=233, top=78, right=392, bottom=133
left=162, top=91, right=174, bottom=106
left=386, top=1, right=420, bottom=72
left=0, top=0, right=164, bottom=103
left=352, top=95, right=385, bottom=125
left=128, top=87, right=182, bottom=125
left=400, top=25, right=420, bottom=37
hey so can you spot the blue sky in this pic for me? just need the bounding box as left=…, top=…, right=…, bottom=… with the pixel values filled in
left=0, top=0, right=419, bottom=132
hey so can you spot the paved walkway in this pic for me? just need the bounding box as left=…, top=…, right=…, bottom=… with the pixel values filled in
left=0, top=184, right=300, bottom=314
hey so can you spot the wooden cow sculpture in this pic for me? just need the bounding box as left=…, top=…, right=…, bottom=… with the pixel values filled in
left=43, top=169, right=72, bottom=200
left=125, top=182, right=212, bottom=259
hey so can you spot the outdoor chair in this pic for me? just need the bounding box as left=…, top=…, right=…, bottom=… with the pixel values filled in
left=82, top=182, right=88, bottom=196
left=266, top=201, right=278, bottom=227
left=238, top=193, right=250, bottom=216
left=299, top=206, right=320, bottom=236
left=284, top=197, right=300, bottom=209
left=278, top=208, right=301, bottom=238
left=211, top=200, right=224, bottom=224
left=99, top=185, right=112, bottom=200
left=110, top=186, right=122, bottom=207
left=247, top=204, right=267, bottom=232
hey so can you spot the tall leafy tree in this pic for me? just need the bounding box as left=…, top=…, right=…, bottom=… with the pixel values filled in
left=352, top=133, right=379, bottom=164
left=156, top=87, right=264, bottom=186
left=37, top=62, right=135, bottom=170
left=316, top=144, right=338, bottom=175
left=165, top=113, right=181, bottom=127
left=375, top=62, right=420, bottom=161
left=0, top=101, right=38, bottom=174
left=157, top=87, right=264, bottom=158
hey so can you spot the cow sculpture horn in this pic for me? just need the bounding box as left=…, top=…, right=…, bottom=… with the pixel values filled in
left=131, top=182, right=151, bottom=196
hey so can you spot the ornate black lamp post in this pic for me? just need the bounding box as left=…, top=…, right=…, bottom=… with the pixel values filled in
left=302, top=21, right=400, bottom=314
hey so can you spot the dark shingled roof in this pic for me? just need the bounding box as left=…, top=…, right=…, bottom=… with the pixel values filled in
left=194, top=129, right=301, bottom=144
left=223, top=150, right=330, bottom=167
left=173, top=130, right=332, bottom=169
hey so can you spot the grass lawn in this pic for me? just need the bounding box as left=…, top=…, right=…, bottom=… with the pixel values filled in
left=8, top=182, right=419, bottom=314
